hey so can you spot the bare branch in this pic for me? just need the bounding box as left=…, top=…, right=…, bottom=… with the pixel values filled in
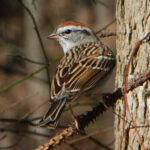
left=98, top=30, right=116, bottom=38
left=0, top=117, right=38, bottom=126
left=18, top=0, right=51, bottom=93
left=89, top=137, right=113, bottom=150
left=68, top=128, right=113, bottom=150
left=96, top=19, right=116, bottom=34
left=0, top=135, right=7, bottom=141
left=0, top=127, right=51, bottom=138
left=9, top=55, right=45, bottom=65
left=35, top=68, right=150, bottom=150
left=0, top=65, right=46, bottom=93
left=68, top=128, right=112, bottom=144
left=0, top=68, right=149, bottom=150
left=0, top=57, right=60, bottom=93
left=35, top=126, right=77, bottom=150
left=0, top=141, right=19, bottom=149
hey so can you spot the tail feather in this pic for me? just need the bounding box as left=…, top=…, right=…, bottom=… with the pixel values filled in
left=38, top=99, right=66, bottom=128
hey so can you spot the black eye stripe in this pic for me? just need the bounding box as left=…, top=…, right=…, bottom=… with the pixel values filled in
left=64, top=29, right=71, bottom=34
left=61, top=29, right=90, bottom=35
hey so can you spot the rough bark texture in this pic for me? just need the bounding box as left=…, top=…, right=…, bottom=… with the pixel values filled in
left=115, top=0, right=150, bottom=150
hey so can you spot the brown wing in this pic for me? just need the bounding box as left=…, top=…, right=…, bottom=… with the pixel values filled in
left=50, top=42, right=115, bottom=101
left=66, top=54, right=115, bottom=91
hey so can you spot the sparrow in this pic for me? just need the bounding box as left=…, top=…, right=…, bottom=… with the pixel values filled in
left=39, top=21, right=115, bottom=129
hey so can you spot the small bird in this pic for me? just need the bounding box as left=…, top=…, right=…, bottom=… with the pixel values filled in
left=39, top=21, right=115, bottom=129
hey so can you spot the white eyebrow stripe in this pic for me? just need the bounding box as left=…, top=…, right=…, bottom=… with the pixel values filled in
left=57, top=25, right=92, bottom=34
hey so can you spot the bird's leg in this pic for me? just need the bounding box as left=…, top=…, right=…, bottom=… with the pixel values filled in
left=69, top=104, right=79, bottom=129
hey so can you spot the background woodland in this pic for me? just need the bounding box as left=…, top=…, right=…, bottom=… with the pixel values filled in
left=0, top=0, right=149, bottom=150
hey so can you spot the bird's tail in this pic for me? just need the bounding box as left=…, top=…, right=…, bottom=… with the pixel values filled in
left=38, top=99, right=66, bottom=129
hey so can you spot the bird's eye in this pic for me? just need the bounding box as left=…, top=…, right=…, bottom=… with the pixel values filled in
left=65, top=29, right=71, bottom=34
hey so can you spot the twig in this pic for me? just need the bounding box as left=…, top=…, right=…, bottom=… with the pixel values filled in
left=18, top=0, right=51, bottom=93
left=68, top=128, right=112, bottom=144
left=0, top=135, right=7, bottom=141
left=68, top=128, right=113, bottom=150
left=98, top=30, right=116, bottom=38
left=0, top=65, right=46, bottom=93
left=9, top=55, right=45, bottom=65
left=0, top=68, right=149, bottom=150
left=0, top=58, right=60, bottom=93
left=20, top=100, right=48, bottom=120
left=96, top=19, right=116, bottom=34
left=0, top=135, right=23, bottom=149
left=0, top=141, right=19, bottom=149
left=0, top=64, right=48, bottom=84
left=0, top=127, right=51, bottom=138
left=0, top=93, right=39, bottom=114
left=35, top=68, right=150, bottom=150
left=35, top=126, right=77, bottom=150
left=0, top=117, right=37, bottom=126
left=67, top=144, right=81, bottom=150
left=89, top=137, right=113, bottom=150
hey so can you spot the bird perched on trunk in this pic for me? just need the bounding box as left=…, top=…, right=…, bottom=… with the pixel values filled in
left=39, top=21, right=115, bottom=129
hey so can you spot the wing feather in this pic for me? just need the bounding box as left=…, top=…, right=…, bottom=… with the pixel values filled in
left=50, top=41, right=115, bottom=101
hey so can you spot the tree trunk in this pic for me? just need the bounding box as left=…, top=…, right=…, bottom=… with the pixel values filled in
left=115, top=0, right=150, bottom=149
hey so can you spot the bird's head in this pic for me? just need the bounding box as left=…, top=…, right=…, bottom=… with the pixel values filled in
left=47, top=21, right=98, bottom=53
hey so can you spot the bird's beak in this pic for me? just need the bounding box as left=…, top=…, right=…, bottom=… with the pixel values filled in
left=47, top=33, right=59, bottom=40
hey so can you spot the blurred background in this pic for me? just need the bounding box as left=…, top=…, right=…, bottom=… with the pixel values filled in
left=0, top=0, right=116, bottom=149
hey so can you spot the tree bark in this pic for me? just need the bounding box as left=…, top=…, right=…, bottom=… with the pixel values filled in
left=115, top=0, right=150, bottom=149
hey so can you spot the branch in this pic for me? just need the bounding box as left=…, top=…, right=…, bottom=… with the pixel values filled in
left=35, top=68, right=150, bottom=150
left=0, top=13, right=115, bottom=94
left=9, top=55, right=45, bottom=65
left=98, top=30, right=116, bottom=38
left=0, top=58, right=60, bottom=93
left=0, top=141, right=19, bottom=149
left=18, top=0, right=51, bottom=93
left=0, top=117, right=40, bottom=126
left=0, top=127, right=51, bottom=138
left=95, top=19, right=116, bottom=39
left=68, top=128, right=113, bottom=150
left=0, top=65, right=46, bottom=93
left=35, top=126, right=76, bottom=150
left=89, top=137, right=113, bottom=150
left=96, top=19, right=116, bottom=34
